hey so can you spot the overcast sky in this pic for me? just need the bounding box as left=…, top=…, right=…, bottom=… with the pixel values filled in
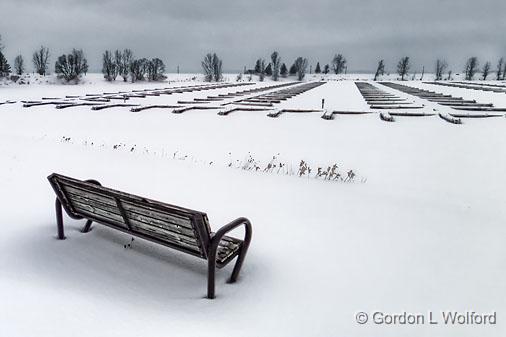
left=1, top=0, right=505, bottom=73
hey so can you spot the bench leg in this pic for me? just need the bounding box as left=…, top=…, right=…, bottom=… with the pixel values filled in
left=55, top=199, right=65, bottom=240
left=81, top=220, right=93, bottom=233
left=229, top=246, right=248, bottom=283
left=207, top=259, right=216, bottom=299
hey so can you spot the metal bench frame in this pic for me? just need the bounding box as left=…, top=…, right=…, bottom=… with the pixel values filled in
left=48, top=173, right=252, bottom=299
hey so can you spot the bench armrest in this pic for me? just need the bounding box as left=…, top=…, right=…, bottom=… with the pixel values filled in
left=211, top=217, right=252, bottom=248
left=207, top=217, right=252, bottom=299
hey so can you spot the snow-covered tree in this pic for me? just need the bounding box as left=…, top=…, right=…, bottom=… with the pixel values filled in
left=332, top=54, right=346, bottom=74
left=14, top=55, right=24, bottom=75
left=323, top=64, right=330, bottom=74
left=201, top=53, right=222, bottom=82
left=55, top=49, right=88, bottom=83
left=397, top=56, right=410, bottom=80
left=32, top=46, right=49, bottom=75
left=294, top=57, right=308, bottom=81
left=271, top=51, right=281, bottom=81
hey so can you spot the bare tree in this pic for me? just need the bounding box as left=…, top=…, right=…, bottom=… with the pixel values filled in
left=482, top=61, right=491, bottom=80
left=119, top=49, right=133, bottom=82
left=374, top=60, right=385, bottom=81
left=397, top=56, right=410, bottom=80
left=129, top=58, right=148, bottom=82
left=14, top=55, right=24, bottom=75
left=496, top=58, right=503, bottom=80
left=435, top=59, right=448, bottom=81
left=201, top=53, right=222, bottom=82
left=112, top=50, right=121, bottom=80
left=32, top=46, right=50, bottom=75
left=147, top=58, right=166, bottom=81
left=0, top=34, right=3, bottom=51
left=271, top=51, right=281, bottom=81
left=464, top=57, right=479, bottom=80
left=332, top=54, right=346, bottom=74
left=294, top=57, right=308, bottom=81
left=102, top=50, right=116, bottom=81
left=55, top=49, right=88, bottom=83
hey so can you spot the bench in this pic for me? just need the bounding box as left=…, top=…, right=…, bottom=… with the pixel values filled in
left=47, top=173, right=252, bottom=299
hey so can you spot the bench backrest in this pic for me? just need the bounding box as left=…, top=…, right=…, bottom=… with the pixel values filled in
left=48, top=173, right=212, bottom=259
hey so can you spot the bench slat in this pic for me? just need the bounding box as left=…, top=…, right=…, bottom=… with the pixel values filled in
left=73, top=202, right=201, bottom=251
left=72, top=203, right=127, bottom=228
left=129, top=224, right=201, bottom=252
left=65, top=190, right=198, bottom=239
left=61, top=179, right=199, bottom=223
left=64, top=184, right=194, bottom=229
left=121, top=201, right=193, bottom=229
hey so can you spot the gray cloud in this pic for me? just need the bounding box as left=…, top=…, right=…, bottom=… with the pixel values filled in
left=1, top=0, right=505, bottom=73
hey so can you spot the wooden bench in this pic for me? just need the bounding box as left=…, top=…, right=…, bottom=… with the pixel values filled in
left=48, top=173, right=252, bottom=299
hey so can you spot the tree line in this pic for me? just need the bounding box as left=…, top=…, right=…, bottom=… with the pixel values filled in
left=2, top=35, right=506, bottom=82
left=102, top=49, right=166, bottom=82
left=0, top=37, right=88, bottom=83
left=373, top=56, right=505, bottom=81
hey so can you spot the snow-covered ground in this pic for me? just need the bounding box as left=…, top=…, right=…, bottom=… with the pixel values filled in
left=1, top=74, right=505, bottom=337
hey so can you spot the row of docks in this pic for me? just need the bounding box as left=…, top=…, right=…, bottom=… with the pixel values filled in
left=426, top=81, right=506, bottom=94
left=354, top=82, right=423, bottom=109
left=21, top=82, right=254, bottom=109
left=380, top=82, right=506, bottom=113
